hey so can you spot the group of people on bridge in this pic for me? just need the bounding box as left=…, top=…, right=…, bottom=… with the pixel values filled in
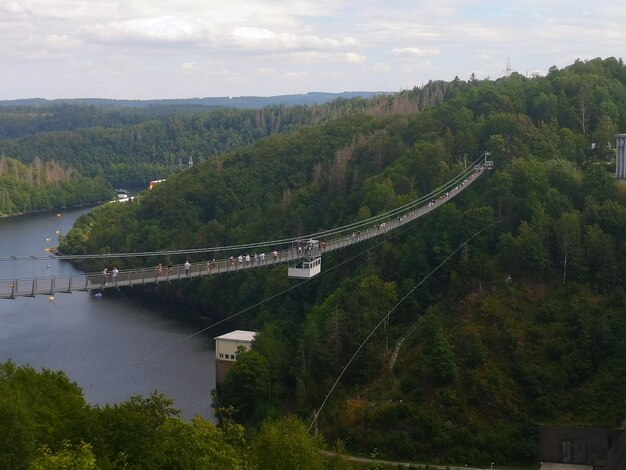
left=102, top=267, right=119, bottom=285
left=95, top=168, right=485, bottom=287
left=428, top=171, right=478, bottom=207
left=154, top=260, right=192, bottom=279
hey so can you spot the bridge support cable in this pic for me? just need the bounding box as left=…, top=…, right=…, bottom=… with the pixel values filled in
left=308, top=217, right=503, bottom=434
left=0, top=153, right=490, bottom=264
left=0, top=160, right=492, bottom=298
left=90, top=194, right=462, bottom=386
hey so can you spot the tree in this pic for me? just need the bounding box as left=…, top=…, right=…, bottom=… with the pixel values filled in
left=424, top=328, right=458, bottom=384
left=249, top=416, right=325, bottom=470
left=31, top=441, right=96, bottom=470
left=362, top=178, right=396, bottom=214
left=530, top=92, right=558, bottom=123
left=219, top=349, right=272, bottom=422
left=150, top=416, right=244, bottom=469
left=518, top=221, right=549, bottom=277
left=554, top=211, right=581, bottom=284
left=585, top=224, right=616, bottom=287
left=593, top=115, right=618, bottom=153
left=0, top=380, right=36, bottom=469
left=89, top=392, right=180, bottom=468
left=582, top=163, right=616, bottom=201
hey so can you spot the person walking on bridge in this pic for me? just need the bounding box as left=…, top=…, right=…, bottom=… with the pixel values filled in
left=184, top=260, right=191, bottom=276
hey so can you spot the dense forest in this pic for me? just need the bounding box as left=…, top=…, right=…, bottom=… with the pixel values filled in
left=0, top=156, right=111, bottom=216
left=0, top=100, right=374, bottom=186
left=0, top=99, right=378, bottom=215
left=14, top=57, right=626, bottom=466
left=0, top=84, right=457, bottom=188
left=0, top=91, right=388, bottom=115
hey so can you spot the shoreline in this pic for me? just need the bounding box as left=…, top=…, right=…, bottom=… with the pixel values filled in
left=0, top=200, right=108, bottom=220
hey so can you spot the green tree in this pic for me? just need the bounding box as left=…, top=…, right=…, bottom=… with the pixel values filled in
left=249, top=416, right=325, bottom=470
left=31, top=441, right=96, bottom=470
left=518, top=221, right=549, bottom=277
left=220, top=349, right=272, bottom=422
left=0, top=380, right=37, bottom=469
left=89, top=392, right=180, bottom=468
left=151, top=416, right=244, bottom=469
left=424, top=328, right=458, bottom=384
left=585, top=224, right=616, bottom=287
left=582, top=163, right=616, bottom=201
left=554, top=211, right=581, bottom=284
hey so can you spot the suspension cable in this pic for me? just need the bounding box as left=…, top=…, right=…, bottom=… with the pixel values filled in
left=1, top=153, right=489, bottom=262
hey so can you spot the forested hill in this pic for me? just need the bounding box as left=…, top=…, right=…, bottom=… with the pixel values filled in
left=0, top=82, right=452, bottom=187
left=0, top=92, right=390, bottom=139
left=60, top=57, right=626, bottom=465
left=0, top=156, right=111, bottom=216
left=0, top=91, right=390, bottom=111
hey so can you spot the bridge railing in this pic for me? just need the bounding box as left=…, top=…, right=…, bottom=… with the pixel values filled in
left=1, top=165, right=489, bottom=299
left=82, top=246, right=299, bottom=289
left=0, top=275, right=89, bottom=299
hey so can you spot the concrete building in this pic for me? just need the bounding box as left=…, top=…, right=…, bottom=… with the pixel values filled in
left=616, top=134, right=626, bottom=179
left=540, top=424, right=625, bottom=470
left=214, top=330, right=257, bottom=386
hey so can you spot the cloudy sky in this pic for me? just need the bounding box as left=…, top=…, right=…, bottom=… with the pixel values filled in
left=2, top=0, right=625, bottom=100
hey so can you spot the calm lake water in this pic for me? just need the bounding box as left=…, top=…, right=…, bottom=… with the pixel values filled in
left=0, top=206, right=216, bottom=420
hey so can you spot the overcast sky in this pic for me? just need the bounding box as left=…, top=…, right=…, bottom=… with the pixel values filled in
left=2, top=0, right=625, bottom=100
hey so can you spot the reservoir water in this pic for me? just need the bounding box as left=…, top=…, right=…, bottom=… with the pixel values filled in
left=0, top=206, right=216, bottom=420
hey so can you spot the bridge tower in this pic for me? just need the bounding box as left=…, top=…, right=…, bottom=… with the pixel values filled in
left=616, top=134, right=626, bottom=179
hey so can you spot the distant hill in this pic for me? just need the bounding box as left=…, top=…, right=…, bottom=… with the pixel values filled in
left=0, top=91, right=393, bottom=109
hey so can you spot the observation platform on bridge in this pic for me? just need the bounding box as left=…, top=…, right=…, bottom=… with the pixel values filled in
left=0, top=162, right=491, bottom=299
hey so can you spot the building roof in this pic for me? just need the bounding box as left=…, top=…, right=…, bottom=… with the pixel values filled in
left=214, top=330, right=257, bottom=342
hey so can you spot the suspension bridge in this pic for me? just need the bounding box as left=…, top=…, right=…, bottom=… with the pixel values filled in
left=0, top=155, right=493, bottom=299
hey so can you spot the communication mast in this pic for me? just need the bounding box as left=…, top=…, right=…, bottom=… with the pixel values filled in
left=505, top=58, right=512, bottom=78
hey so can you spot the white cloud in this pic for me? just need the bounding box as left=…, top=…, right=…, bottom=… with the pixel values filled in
left=82, top=16, right=208, bottom=44
left=43, top=34, right=82, bottom=50
left=391, top=47, right=440, bottom=57
left=230, top=27, right=358, bottom=52
left=345, top=52, right=366, bottom=63
left=3, top=1, right=29, bottom=14
left=3, top=0, right=626, bottom=99
left=181, top=62, right=199, bottom=71
left=284, top=71, right=310, bottom=79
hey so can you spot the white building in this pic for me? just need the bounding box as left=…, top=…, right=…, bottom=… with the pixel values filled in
left=616, top=134, right=626, bottom=179
left=214, top=330, right=257, bottom=386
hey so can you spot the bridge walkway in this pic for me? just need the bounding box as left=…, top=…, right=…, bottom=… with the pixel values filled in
left=0, top=165, right=488, bottom=299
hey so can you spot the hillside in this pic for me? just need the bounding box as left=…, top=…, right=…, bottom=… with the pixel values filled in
left=0, top=91, right=391, bottom=111
left=58, top=57, right=626, bottom=465
left=0, top=156, right=111, bottom=216
left=0, top=83, right=451, bottom=188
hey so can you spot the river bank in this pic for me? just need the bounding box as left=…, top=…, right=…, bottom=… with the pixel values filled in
left=0, top=200, right=107, bottom=219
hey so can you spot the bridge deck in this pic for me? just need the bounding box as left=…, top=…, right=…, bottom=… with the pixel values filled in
left=0, top=166, right=487, bottom=299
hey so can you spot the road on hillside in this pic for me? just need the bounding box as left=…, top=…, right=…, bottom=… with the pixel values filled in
left=319, top=450, right=497, bottom=470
